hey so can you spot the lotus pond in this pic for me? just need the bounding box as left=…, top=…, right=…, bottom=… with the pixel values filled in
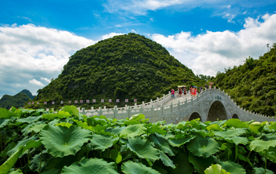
left=0, top=106, right=276, bottom=174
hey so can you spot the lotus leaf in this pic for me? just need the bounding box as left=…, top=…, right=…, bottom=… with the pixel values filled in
left=7, top=135, right=38, bottom=155
left=121, top=161, right=160, bottom=174
left=249, top=122, right=263, bottom=133
left=188, top=153, right=215, bottom=174
left=62, top=158, right=119, bottom=174
left=0, top=108, right=13, bottom=119
left=214, top=128, right=247, bottom=137
left=207, top=124, right=223, bottom=131
left=168, top=136, right=195, bottom=147
left=30, top=151, right=50, bottom=172
left=59, top=105, right=79, bottom=116
left=224, top=137, right=248, bottom=145
left=253, top=167, right=274, bottom=174
left=224, top=119, right=248, bottom=128
left=147, top=125, right=167, bottom=135
left=0, top=119, right=10, bottom=129
left=126, top=137, right=159, bottom=162
left=9, top=169, right=23, bottom=174
left=88, top=134, right=119, bottom=151
left=40, top=125, right=91, bottom=157
left=269, top=122, right=276, bottom=130
left=249, top=139, right=276, bottom=152
left=106, top=126, right=126, bottom=135
left=159, top=151, right=175, bottom=169
left=220, top=161, right=246, bottom=174
left=149, top=133, right=175, bottom=156
left=129, top=113, right=145, bottom=121
left=168, top=150, right=194, bottom=174
left=204, top=164, right=230, bottom=174
left=120, top=124, right=146, bottom=138
left=187, top=136, right=220, bottom=158
left=110, top=149, right=122, bottom=164
left=55, top=122, right=73, bottom=128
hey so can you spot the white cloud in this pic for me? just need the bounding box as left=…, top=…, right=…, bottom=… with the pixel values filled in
left=0, top=24, right=95, bottom=96
left=40, top=77, right=51, bottom=83
left=101, top=32, right=124, bottom=40
left=151, top=14, right=276, bottom=76
left=29, top=79, right=44, bottom=86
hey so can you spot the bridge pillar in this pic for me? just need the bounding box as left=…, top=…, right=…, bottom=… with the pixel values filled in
left=127, top=106, right=131, bottom=117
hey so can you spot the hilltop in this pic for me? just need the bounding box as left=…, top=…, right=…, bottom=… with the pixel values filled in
left=33, top=33, right=203, bottom=108
left=0, top=89, right=34, bottom=109
left=213, top=44, right=276, bottom=116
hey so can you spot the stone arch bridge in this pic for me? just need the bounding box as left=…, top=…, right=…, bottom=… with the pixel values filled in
left=79, top=88, right=275, bottom=123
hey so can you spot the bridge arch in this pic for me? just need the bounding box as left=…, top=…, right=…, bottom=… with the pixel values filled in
left=207, top=101, right=227, bottom=121
left=189, top=112, right=202, bottom=121
left=232, top=114, right=239, bottom=119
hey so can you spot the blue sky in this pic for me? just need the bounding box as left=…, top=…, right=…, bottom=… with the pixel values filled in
left=1, top=0, right=276, bottom=97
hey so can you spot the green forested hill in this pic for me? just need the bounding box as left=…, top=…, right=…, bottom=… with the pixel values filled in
left=34, top=33, right=203, bottom=108
left=213, top=44, right=276, bottom=116
left=0, top=89, right=33, bottom=109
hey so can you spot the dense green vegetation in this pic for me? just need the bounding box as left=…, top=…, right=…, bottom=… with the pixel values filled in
left=33, top=33, right=203, bottom=109
left=213, top=44, right=276, bottom=117
left=1, top=106, right=276, bottom=174
left=0, top=90, right=34, bottom=109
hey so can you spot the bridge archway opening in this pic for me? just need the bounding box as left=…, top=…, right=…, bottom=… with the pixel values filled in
left=189, top=112, right=202, bottom=121
left=207, top=101, right=227, bottom=121
left=232, top=114, right=239, bottom=119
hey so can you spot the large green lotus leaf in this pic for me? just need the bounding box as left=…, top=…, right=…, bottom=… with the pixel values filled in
left=62, top=158, right=118, bottom=174
left=204, top=164, right=230, bottom=174
left=126, top=137, right=159, bottom=162
left=22, top=122, right=46, bottom=135
left=187, top=136, right=220, bottom=158
left=147, top=125, right=167, bottom=135
left=129, top=113, right=145, bottom=121
left=73, top=119, right=92, bottom=131
left=88, top=134, right=119, bottom=151
left=167, top=149, right=194, bottom=174
left=16, top=116, right=40, bottom=123
left=0, top=108, right=13, bottom=119
left=121, top=161, right=160, bottom=174
left=249, top=122, right=263, bottom=134
left=159, top=151, right=175, bottom=169
left=261, top=133, right=276, bottom=140
left=60, top=105, right=79, bottom=116
left=106, top=126, right=126, bottom=135
left=168, top=136, right=195, bottom=147
left=40, top=125, right=92, bottom=157
left=220, top=161, right=246, bottom=174
left=189, top=119, right=207, bottom=129
left=224, top=119, right=248, bottom=128
left=0, top=119, right=10, bottom=129
left=0, top=142, right=16, bottom=159
left=207, top=124, right=223, bottom=131
left=214, top=128, right=247, bottom=137
left=249, top=139, right=276, bottom=152
left=190, top=129, right=215, bottom=137
left=224, top=137, right=248, bottom=145
left=253, top=167, right=274, bottom=174
left=188, top=153, right=215, bottom=174
left=149, top=133, right=175, bottom=156
left=120, top=124, right=146, bottom=138
left=7, top=135, right=38, bottom=156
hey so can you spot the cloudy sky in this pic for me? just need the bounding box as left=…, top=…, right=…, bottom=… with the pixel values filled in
left=1, top=0, right=276, bottom=98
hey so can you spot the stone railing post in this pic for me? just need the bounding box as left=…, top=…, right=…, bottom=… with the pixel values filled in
left=91, top=107, right=94, bottom=111
left=114, top=106, right=117, bottom=118
left=127, top=106, right=131, bottom=118
left=140, top=104, right=143, bottom=113
left=98, top=107, right=102, bottom=116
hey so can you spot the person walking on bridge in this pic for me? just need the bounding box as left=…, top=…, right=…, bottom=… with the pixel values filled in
left=171, top=89, right=175, bottom=98
left=179, top=87, right=182, bottom=97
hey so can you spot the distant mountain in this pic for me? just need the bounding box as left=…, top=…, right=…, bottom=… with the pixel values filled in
left=0, top=89, right=34, bottom=109
left=213, top=43, right=276, bottom=117
left=33, top=33, right=204, bottom=108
